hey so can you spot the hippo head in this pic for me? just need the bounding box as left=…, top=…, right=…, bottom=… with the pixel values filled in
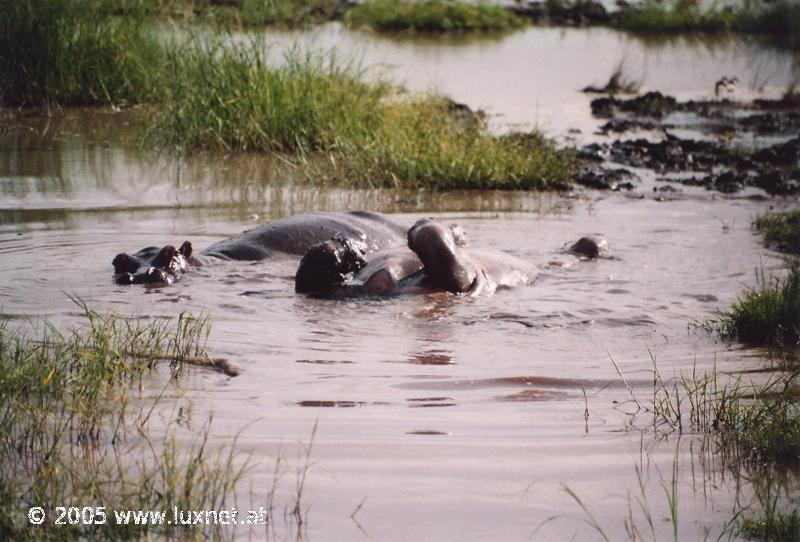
left=112, top=241, right=194, bottom=285
left=407, top=219, right=478, bottom=293
left=295, top=237, right=368, bottom=294
left=567, top=236, right=609, bottom=259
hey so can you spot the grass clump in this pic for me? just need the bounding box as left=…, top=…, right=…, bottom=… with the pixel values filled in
left=720, top=264, right=800, bottom=348
left=0, top=0, right=164, bottom=107
left=344, top=0, right=526, bottom=33
left=151, top=39, right=575, bottom=190
left=755, top=209, right=800, bottom=255
left=741, top=509, right=800, bottom=541
left=649, top=361, right=800, bottom=465
left=150, top=41, right=386, bottom=153
left=343, top=100, right=574, bottom=189
left=0, top=304, right=246, bottom=540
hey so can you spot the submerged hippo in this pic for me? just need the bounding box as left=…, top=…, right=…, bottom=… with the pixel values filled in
left=112, top=211, right=406, bottom=285
left=112, top=211, right=608, bottom=296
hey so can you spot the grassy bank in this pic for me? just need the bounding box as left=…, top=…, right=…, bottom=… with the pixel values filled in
left=617, top=0, right=800, bottom=44
left=0, top=306, right=246, bottom=540
left=2, top=1, right=573, bottom=190
left=0, top=0, right=164, bottom=107
left=344, top=0, right=525, bottom=33
left=151, top=40, right=575, bottom=189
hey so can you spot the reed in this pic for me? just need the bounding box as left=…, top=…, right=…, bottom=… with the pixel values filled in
left=0, top=303, right=247, bottom=540
left=0, top=0, right=164, bottom=107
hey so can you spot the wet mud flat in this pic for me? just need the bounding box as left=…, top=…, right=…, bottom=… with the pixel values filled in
left=577, top=90, right=800, bottom=196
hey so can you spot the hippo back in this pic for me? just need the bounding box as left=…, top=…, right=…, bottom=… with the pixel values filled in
left=202, top=211, right=407, bottom=261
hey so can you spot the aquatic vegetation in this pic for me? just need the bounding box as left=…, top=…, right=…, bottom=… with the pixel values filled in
left=152, top=39, right=575, bottom=189
left=741, top=509, right=800, bottom=541
left=0, top=304, right=248, bottom=540
left=344, top=0, right=525, bottom=33
left=582, top=59, right=642, bottom=95
left=0, top=0, right=164, bottom=107
left=647, top=357, right=800, bottom=466
left=755, top=209, right=800, bottom=255
left=720, top=264, right=800, bottom=348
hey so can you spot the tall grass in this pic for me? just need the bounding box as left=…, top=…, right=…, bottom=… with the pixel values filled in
left=341, top=101, right=574, bottom=189
left=646, top=356, right=800, bottom=466
left=0, top=304, right=247, bottom=540
left=720, top=264, right=800, bottom=348
left=344, top=0, right=526, bottom=33
left=150, top=41, right=386, bottom=153
left=0, top=0, right=164, bottom=107
left=151, top=39, right=575, bottom=189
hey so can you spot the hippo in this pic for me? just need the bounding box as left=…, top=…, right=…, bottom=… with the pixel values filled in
left=112, top=211, right=407, bottom=285
left=295, top=218, right=539, bottom=296
left=112, top=211, right=608, bottom=296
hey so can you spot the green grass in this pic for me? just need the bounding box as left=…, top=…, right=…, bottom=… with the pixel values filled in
left=150, top=39, right=575, bottom=189
left=344, top=0, right=526, bottom=33
left=239, top=0, right=346, bottom=27
left=755, top=209, right=800, bottom=255
left=0, top=304, right=247, bottom=540
left=1, top=1, right=573, bottom=190
left=648, top=357, right=800, bottom=466
left=0, top=0, right=164, bottom=107
left=617, top=0, right=800, bottom=41
left=720, top=264, right=800, bottom=348
left=741, top=510, right=800, bottom=541
left=616, top=0, right=735, bottom=34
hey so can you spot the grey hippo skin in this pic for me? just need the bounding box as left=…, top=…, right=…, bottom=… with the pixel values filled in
left=112, top=211, right=406, bottom=285
left=295, top=218, right=540, bottom=296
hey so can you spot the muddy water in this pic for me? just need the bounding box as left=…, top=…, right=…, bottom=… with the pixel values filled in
left=0, top=26, right=797, bottom=541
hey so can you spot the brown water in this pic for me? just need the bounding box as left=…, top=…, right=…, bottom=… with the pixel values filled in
left=1, top=26, right=797, bottom=541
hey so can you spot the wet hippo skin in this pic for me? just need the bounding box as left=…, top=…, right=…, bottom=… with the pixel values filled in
left=112, top=211, right=407, bottom=285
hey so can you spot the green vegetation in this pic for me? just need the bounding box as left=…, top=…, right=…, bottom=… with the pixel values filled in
left=720, top=264, right=800, bottom=348
left=0, top=0, right=164, bottom=107
left=1, top=0, right=572, bottom=190
left=616, top=0, right=736, bottom=34
left=0, top=305, right=247, bottom=540
left=617, top=0, right=800, bottom=43
left=648, top=357, right=800, bottom=465
left=151, top=39, right=575, bottom=189
left=344, top=0, right=525, bottom=33
left=720, top=209, right=800, bottom=349
left=755, top=209, right=800, bottom=255
left=741, top=509, right=800, bottom=541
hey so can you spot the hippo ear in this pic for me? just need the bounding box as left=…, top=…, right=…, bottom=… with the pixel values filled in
left=179, top=241, right=193, bottom=258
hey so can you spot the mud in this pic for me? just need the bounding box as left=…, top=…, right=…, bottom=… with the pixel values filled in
left=579, top=91, right=800, bottom=195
